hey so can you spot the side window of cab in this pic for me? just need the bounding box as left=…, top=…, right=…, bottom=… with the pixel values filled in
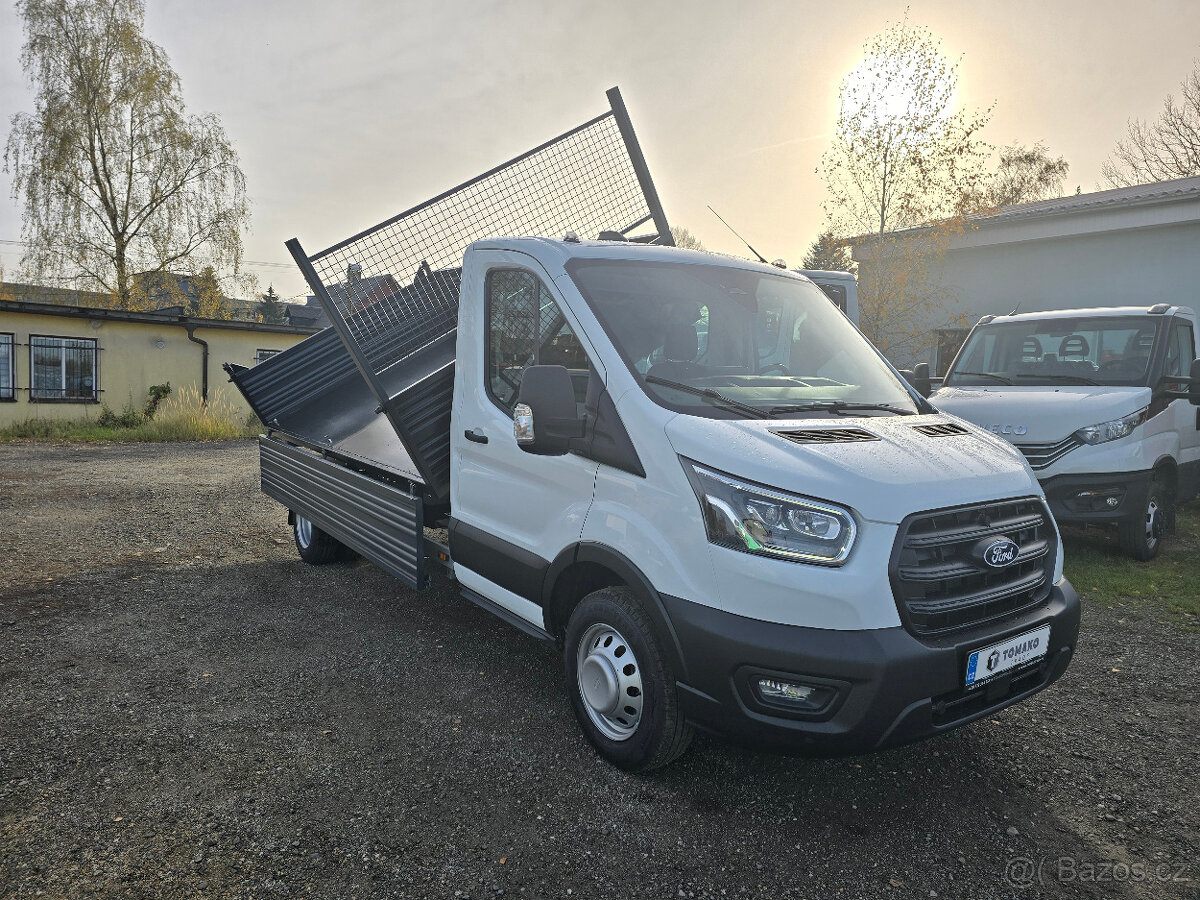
left=485, top=268, right=591, bottom=413
left=1164, top=319, right=1196, bottom=379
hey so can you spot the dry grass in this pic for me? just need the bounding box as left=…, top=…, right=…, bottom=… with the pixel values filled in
left=0, top=386, right=260, bottom=443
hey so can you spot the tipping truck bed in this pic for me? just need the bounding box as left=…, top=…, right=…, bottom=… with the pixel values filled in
left=225, top=87, right=672, bottom=588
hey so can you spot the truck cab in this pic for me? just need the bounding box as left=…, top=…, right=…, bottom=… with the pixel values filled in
left=795, top=269, right=859, bottom=326
left=933, top=305, right=1200, bottom=559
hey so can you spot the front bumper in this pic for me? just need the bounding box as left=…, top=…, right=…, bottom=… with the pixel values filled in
left=663, top=579, right=1080, bottom=756
left=1040, top=470, right=1153, bottom=526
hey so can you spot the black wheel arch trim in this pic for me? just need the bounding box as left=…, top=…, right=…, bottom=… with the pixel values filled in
left=542, top=542, right=689, bottom=683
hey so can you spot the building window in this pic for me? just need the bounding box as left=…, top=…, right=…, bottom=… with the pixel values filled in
left=255, top=349, right=281, bottom=365
left=936, top=328, right=970, bottom=376
left=30, top=335, right=98, bottom=401
left=0, top=334, right=13, bottom=401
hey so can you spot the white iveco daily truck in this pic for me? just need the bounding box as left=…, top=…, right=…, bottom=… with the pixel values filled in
left=228, top=89, right=1080, bottom=770
left=934, top=306, right=1200, bottom=560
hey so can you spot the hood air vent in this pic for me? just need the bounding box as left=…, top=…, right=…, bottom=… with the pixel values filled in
left=911, top=422, right=970, bottom=437
left=774, top=428, right=879, bottom=445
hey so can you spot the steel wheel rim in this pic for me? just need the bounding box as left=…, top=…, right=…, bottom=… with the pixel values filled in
left=295, top=515, right=313, bottom=549
left=1144, top=498, right=1160, bottom=548
left=576, top=622, right=644, bottom=742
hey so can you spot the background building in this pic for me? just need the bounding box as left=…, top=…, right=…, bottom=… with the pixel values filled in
left=0, top=296, right=319, bottom=427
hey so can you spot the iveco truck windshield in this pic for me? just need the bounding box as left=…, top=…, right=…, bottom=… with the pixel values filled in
left=945, top=315, right=1163, bottom=387
left=566, top=259, right=917, bottom=418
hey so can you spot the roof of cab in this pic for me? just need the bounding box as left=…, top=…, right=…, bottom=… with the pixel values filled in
left=985, top=305, right=1196, bottom=322
left=465, top=235, right=803, bottom=278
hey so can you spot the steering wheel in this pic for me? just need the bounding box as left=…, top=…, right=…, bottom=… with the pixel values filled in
left=1098, top=358, right=1142, bottom=378
left=757, top=363, right=791, bottom=376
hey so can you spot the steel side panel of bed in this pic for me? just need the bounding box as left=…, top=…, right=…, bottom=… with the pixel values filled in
left=259, top=435, right=425, bottom=589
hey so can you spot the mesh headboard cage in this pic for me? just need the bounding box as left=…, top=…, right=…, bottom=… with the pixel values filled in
left=290, top=86, right=672, bottom=380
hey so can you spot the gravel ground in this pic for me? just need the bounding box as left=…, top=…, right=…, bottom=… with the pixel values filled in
left=0, top=441, right=1196, bottom=900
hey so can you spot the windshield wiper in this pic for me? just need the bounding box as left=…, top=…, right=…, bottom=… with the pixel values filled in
left=767, top=401, right=915, bottom=417
left=644, top=376, right=770, bottom=419
left=1015, top=373, right=1100, bottom=386
left=949, top=371, right=1013, bottom=385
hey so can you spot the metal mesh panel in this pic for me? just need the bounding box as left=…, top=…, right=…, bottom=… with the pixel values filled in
left=306, top=111, right=656, bottom=376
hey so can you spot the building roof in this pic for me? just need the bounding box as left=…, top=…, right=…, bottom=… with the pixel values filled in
left=978, top=174, right=1200, bottom=225
left=850, top=175, right=1200, bottom=256
left=0, top=298, right=322, bottom=335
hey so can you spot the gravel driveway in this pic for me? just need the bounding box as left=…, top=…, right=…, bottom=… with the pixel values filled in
left=1, top=441, right=1196, bottom=899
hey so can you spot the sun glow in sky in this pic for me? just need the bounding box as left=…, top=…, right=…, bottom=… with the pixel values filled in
left=0, top=0, right=1197, bottom=301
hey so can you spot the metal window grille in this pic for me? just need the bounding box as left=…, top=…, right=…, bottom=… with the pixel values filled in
left=0, top=334, right=13, bottom=400
left=29, top=336, right=97, bottom=401
left=486, top=270, right=581, bottom=409
left=255, top=349, right=281, bottom=365
left=289, top=87, right=670, bottom=383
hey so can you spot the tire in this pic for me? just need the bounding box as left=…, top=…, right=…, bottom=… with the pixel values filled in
left=1118, top=479, right=1166, bottom=561
left=563, top=586, right=693, bottom=771
left=292, top=513, right=351, bottom=565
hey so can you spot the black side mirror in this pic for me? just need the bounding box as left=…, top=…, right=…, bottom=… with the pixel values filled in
left=900, top=363, right=933, bottom=397
left=1191, top=359, right=1200, bottom=406
left=514, top=365, right=585, bottom=455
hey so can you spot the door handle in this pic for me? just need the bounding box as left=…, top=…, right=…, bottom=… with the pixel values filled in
left=464, top=428, right=489, bottom=444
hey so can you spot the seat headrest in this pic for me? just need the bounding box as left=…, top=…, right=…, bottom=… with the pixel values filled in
left=663, top=323, right=698, bottom=362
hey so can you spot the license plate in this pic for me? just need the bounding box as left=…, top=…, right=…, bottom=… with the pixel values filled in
left=965, top=625, right=1051, bottom=689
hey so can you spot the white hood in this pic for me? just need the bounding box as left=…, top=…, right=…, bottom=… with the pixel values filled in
left=664, top=414, right=1038, bottom=525
left=932, top=385, right=1151, bottom=444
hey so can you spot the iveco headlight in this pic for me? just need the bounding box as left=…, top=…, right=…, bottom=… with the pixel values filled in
left=1074, top=407, right=1148, bottom=445
left=683, top=462, right=856, bottom=565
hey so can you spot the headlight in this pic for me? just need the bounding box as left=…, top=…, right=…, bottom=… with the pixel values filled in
left=683, top=461, right=856, bottom=565
left=1074, top=408, right=1148, bottom=445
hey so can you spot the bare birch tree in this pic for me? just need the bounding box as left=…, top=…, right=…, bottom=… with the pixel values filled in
left=4, top=0, right=250, bottom=310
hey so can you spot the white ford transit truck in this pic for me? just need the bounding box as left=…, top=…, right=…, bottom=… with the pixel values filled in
left=933, top=306, right=1200, bottom=560
left=228, top=89, right=1080, bottom=770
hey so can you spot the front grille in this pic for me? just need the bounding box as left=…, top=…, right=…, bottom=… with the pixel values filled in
left=773, top=428, right=879, bottom=444
left=911, top=421, right=970, bottom=437
left=890, top=497, right=1055, bottom=637
left=1014, top=435, right=1081, bottom=470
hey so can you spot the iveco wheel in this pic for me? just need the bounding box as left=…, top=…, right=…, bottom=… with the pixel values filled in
left=292, top=513, right=350, bottom=564
left=563, top=586, right=692, bottom=771
left=1118, top=480, right=1166, bottom=561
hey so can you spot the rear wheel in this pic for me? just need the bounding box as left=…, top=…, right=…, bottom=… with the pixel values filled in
left=1118, top=479, right=1166, bottom=561
left=292, top=513, right=350, bottom=564
left=563, top=586, right=693, bottom=771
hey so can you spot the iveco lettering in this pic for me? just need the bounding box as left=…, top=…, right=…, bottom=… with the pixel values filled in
left=227, top=88, right=1081, bottom=771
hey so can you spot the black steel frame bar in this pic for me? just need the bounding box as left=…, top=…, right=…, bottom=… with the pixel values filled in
left=605, top=87, right=673, bottom=246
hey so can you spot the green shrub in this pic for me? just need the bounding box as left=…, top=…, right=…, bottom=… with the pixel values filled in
left=144, top=382, right=172, bottom=419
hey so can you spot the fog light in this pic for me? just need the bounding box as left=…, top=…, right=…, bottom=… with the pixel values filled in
left=757, top=678, right=814, bottom=703
left=1065, top=487, right=1125, bottom=514
left=754, top=677, right=836, bottom=712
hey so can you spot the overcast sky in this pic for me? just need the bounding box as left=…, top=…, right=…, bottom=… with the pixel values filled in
left=1, top=0, right=1198, bottom=301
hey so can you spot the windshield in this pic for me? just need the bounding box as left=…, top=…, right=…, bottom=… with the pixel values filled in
left=565, top=258, right=916, bottom=419
left=944, top=316, right=1161, bottom=387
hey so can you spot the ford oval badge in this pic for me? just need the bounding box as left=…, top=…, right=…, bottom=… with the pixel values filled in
left=980, top=537, right=1020, bottom=568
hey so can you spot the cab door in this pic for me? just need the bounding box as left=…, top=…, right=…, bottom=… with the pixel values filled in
left=449, top=249, right=602, bottom=627
left=1163, top=316, right=1200, bottom=498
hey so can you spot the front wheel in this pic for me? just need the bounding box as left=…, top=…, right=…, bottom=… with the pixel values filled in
left=563, top=586, right=693, bottom=771
left=1118, top=480, right=1166, bottom=561
left=292, top=513, right=351, bottom=564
